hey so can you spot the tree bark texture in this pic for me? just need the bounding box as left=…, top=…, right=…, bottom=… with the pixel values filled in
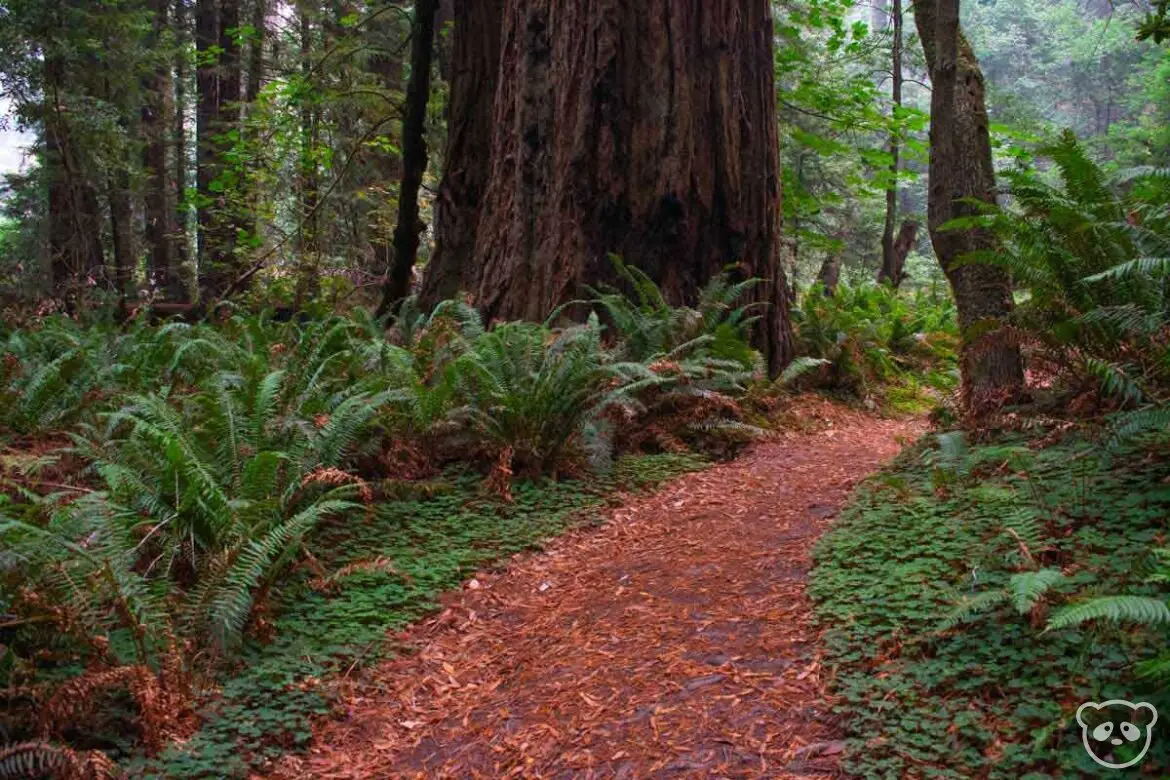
left=196, top=0, right=244, bottom=301
left=878, top=218, right=917, bottom=288
left=293, top=9, right=320, bottom=309
left=879, top=0, right=903, bottom=285
left=174, top=0, right=193, bottom=283
left=44, top=55, right=105, bottom=300
left=368, top=13, right=407, bottom=285
left=468, top=0, right=794, bottom=373
left=143, top=0, right=184, bottom=300
left=108, top=169, right=135, bottom=309
left=418, top=0, right=502, bottom=310
left=914, top=0, right=1024, bottom=406
left=378, top=0, right=440, bottom=316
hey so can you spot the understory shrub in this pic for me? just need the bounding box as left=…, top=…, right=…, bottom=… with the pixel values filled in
left=0, top=273, right=762, bottom=772
left=792, top=281, right=959, bottom=406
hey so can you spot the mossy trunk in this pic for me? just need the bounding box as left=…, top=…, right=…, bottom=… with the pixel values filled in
left=914, top=0, right=1024, bottom=408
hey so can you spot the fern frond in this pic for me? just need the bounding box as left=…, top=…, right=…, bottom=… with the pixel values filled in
left=939, top=590, right=1009, bottom=630
left=1047, top=596, right=1170, bottom=631
left=1008, top=569, right=1064, bottom=614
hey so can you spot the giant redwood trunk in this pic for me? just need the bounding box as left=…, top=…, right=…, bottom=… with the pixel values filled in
left=914, top=0, right=1024, bottom=407
left=467, top=0, right=794, bottom=374
left=417, top=0, right=502, bottom=310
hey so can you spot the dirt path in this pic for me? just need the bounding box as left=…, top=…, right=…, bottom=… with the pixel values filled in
left=283, top=409, right=924, bottom=779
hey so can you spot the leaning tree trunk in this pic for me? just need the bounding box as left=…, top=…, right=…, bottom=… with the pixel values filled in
left=914, top=0, right=1024, bottom=407
left=878, top=218, right=918, bottom=289
left=417, top=0, right=502, bottom=310
left=377, top=0, right=440, bottom=316
left=469, top=0, right=794, bottom=373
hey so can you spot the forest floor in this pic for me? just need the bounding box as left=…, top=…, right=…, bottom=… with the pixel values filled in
left=275, top=403, right=924, bottom=779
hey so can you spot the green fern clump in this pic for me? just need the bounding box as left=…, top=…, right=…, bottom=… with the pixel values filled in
left=0, top=312, right=390, bottom=688
left=952, top=131, right=1170, bottom=407
left=451, top=316, right=620, bottom=472
left=791, top=282, right=958, bottom=399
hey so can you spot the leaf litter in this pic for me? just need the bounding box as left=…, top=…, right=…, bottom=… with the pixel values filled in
left=274, top=405, right=924, bottom=779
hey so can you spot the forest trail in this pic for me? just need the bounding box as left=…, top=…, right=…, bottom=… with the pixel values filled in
left=282, top=407, right=925, bottom=779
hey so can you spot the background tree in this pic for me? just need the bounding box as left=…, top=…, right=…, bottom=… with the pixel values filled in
left=378, top=0, right=438, bottom=315
left=915, top=0, right=1024, bottom=406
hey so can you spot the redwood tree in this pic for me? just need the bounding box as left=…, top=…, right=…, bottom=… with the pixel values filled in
left=445, top=0, right=794, bottom=373
left=914, top=0, right=1024, bottom=406
left=196, top=0, right=244, bottom=301
left=142, top=0, right=183, bottom=300
left=418, top=0, right=502, bottom=310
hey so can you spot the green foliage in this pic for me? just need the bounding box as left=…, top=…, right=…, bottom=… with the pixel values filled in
left=963, top=0, right=1166, bottom=164
left=0, top=292, right=734, bottom=771
left=452, top=317, right=616, bottom=470
left=1048, top=595, right=1170, bottom=632
left=792, top=282, right=958, bottom=403
left=954, top=132, right=1170, bottom=404
left=775, top=0, right=931, bottom=287
left=810, top=430, right=1170, bottom=777
left=576, top=256, right=763, bottom=368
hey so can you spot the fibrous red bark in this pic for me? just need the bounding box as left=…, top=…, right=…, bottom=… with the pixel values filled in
left=196, top=0, right=244, bottom=301
left=44, top=55, right=104, bottom=302
left=463, top=0, right=794, bottom=373
left=143, top=0, right=183, bottom=300
left=418, top=0, right=502, bottom=310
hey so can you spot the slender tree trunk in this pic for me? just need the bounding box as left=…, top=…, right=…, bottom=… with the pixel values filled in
left=878, top=0, right=904, bottom=285
left=246, top=0, right=267, bottom=105
left=367, top=17, right=405, bottom=289
left=143, top=0, right=182, bottom=299
left=174, top=0, right=193, bottom=290
left=417, top=0, right=502, bottom=310
left=377, top=0, right=440, bottom=316
left=108, top=170, right=135, bottom=310
left=914, top=0, right=1024, bottom=407
left=818, top=253, right=842, bottom=295
left=293, top=9, right=320, bottom=309
left=242, top=0, right=268, bottom=259
left=195, top=0, right=219, bottom=297
left=44, top=55, right=104, bottom=302
left=880, top=218, right=918, bottom=289
left=196, top=0, right=244, bottom=301
left=469, top=0, right=794, bottom=373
